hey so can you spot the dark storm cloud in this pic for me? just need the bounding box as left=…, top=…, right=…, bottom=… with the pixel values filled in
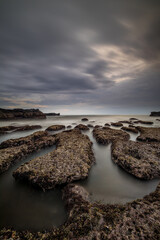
left=0, top=0, right=160, bottom=113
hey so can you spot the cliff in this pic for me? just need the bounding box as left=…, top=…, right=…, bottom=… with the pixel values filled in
left=150, top=111, right=160, bottom=116
left=0, top=108, right=46, bottom=120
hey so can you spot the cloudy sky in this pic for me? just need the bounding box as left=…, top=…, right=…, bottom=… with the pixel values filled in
left=0, top=0, right=160, bottom=114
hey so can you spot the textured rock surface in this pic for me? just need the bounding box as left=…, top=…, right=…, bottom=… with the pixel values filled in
left=0, top=125, right=42, bottom=135
left=75, top=124, right=89, bottom=131
left=111, top=122, right=123, bottom=127
left=134, top=120, right=153, bottom=125
left=137, top=127, right=160, bottom=142
left=13, top=129, right=95, bottom=190
left=0, top=131, right=56, bottom=174
left=112, top=140, right=160, bottom=179
left=93, top=127, right=129, bottom=145
left=87, top=124, right=93, bottom=128
left=1, top=183, right=160, bottom=239
left=0, top=108, right=46, bottom=119
left=121, top=126, right=138, bottom=134
left=46, top=125, right=65, bottom=131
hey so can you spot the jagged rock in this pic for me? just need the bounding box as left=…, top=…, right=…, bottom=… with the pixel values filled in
left=81, top=118, right=88, bottom=121
left=0, top=108, right=46, bottom=119
left=111, top=122, right=123, bottom=127
left=121, top=126, right=138, bottom=134
left=46, top=125, right=65, bottom=131
left=13, top=129, right=95, bottom=190
left=0, top=131, right=56, bottom=174
left=134, top=120, right=153, bottom=125
left=112, top=140, right=160, bottom=179
left=75, top=124, right=89, bottom=130
left=1, top=183, right=160, bottom=239
left=137, top=127, right=160, bottom=142
left=150, top=111, right=160, bottom=116
left=0, top=125, right=42, bottom=135
left=93, top=127, right=129, bottom=145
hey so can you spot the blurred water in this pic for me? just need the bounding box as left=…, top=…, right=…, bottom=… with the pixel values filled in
left=0, top=115, right=159, bottom=230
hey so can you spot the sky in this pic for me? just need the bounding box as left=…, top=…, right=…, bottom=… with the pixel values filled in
left=0, top=0, right=160, bottom=115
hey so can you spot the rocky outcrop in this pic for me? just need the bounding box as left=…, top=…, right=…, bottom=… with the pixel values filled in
left=0, top=131, right=56, bottom=174
left=13, top=129, right=95, bottom=190
left=137, top=127, right=160, bottom=142
left=45, top=112, right=60, bottom=116
left=121, top=126, right=138, bottom=134
left=0, top=108, right=46, bottom=120
left=119, top=120, right=132, bottom=124
left=134, top=120, right=153, bottom=125
left=104, top=123, right=110, bottom=126
left=93, top=127, right=129, bottom=145
left=0, top=125, right=42, bottom=135
left=112, top=140, right=160, bottom=179
left=111, top=122, right=123, bottom=127
left=81, top=118, right=88, bottom=121
left=75, top=124, right=89, bottom=130
left=1, top=182, right=160, bottom=239
left=129, top=117, right=138, bottom=121
left=150, top=111, right=160, bottom=116
left=87, top=124, right=93, bottom=128
left=46, top=125, right=65, bottom=131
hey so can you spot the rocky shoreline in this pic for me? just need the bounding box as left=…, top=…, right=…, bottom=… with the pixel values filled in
left=0, top=125, right=42, bottom=135
left=0, top=131, right=56, bottom=174
left=0, top=182, right=159, bottom=239
left=13, top=129, right=95, bottom=190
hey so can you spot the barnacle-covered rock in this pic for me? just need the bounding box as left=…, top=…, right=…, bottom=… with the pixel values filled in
left=134, top=120, right=153, bottom=125
left=13, top=129, right=95, bottom=190
left=93, top=127, right=129, bottom=145
left=75, top=124, right=89, bottom=131
left=0, top=131, right=56, bottom=174
left=112, top=140, right=160, bottom=179
left=0, top=182, right=160, bottom=239
left=121, top=126, right=138, bottom=134
left=0, top=125, right=42, bottom=135
left=46, top=125, right=65, bottom=131
left=111, top=122, right=123, bottom=127
left=137, top=127, right=160, bottom=142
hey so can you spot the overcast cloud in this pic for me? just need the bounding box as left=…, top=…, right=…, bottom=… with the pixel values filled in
left=0, top=0, right=160, bottom=114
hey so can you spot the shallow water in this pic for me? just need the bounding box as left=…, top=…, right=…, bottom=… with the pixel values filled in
left=0, top=115, right=159, bottom=230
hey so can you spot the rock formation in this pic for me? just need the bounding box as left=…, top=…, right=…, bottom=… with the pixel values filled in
left=121, top=126, right=138, bottom=134
left=46, top=125, right=65, bottom=131
left=75, top=124, right=89, bottom=130
left=137, top=127, right=160, bottom=142
left=0, top=108, right=46, bottom=120
left=13, top=129, right=95, bottom=190
left=150, top=111, right=160, bottom=116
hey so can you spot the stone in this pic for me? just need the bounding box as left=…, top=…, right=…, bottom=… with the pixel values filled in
left=0, top=131, right=56, bottom=174
left=121, top=126, right=138, bottom=134
left=87, top=124, right=93, bottom=128
left=0, top=125, right=42, bottom=135
left=137, top=127, right=160, bottom=142
left=75, top=124, right=89, bottom=130
left=46, top=125, right=65, bottom=131
left=13, top=129, right=95, bottom=190
left=112, top=140, right=160, bottom=179
left=150, top=111, right=160, bottom=116
left=111, top=122, right=123, bottom=127
left=133, top=120, right=153, bottom=125
left=104, top=123, right=110, bottom=126
left=81, top=118, right=88, bottom=121
left=93, top=127, right=129, bottom=145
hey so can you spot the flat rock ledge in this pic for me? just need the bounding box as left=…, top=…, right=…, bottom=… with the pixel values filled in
left=111, top=122, right=123, bottom=127
left=133, top=120, right=153, bottom=125
left=112, top=140, right=160, bottom=179
left=93, top=127, right=130, bottom=145
left=137, top=127, right=160, bottom=142
left=13, top=129, right=95, bottom=190
left=1, top=182, right=160, bottom=239
left=0, top=131, right=56, bottom=174
left=0, top=125, right=42, bottom=135
left=46, top=125, right=65, bottom=131
left=75, top=124, right=89, bottom=130
left=121, top=126, right=138, bottom=134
